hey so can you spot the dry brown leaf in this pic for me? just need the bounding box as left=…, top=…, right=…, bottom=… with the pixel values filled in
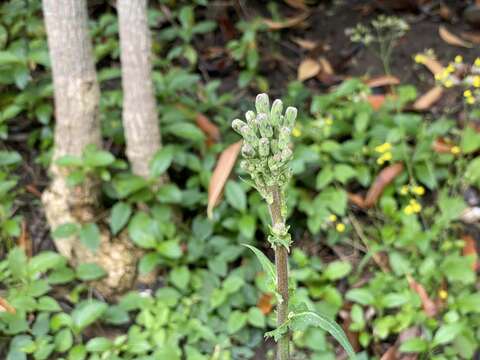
left=284, top=0, right=308, bottom=10
left=347, top=192, right=366, bottom=208
left=367, top=94, right=386, bottom=111
left=432, top=138, right=453, bottom=153
left=413, top=86, right=443, bottom=110
left=461, top=31, right=480, bottom=44
left=18, top=220, right=32, bottom=258
left=380, top=346, right=397, bottom=360
left=439, top=25, right=473, bottom=48
left=25, top=184, right=42, bottom=198
left=318, top=56, right=334, bottom=75
left=195, top=113, right=220, bottom=145
left=462, top=234, right=479, bottom=271
left=366, top=75, right=400, bottom=88
left=407, top=275, right=438, bottom=317
left=257, top=293, right=273, bottom=314
left=418, top=56, right=444, bottom=76
left=207, top=141, right=242, bottom=218
left=364, top=163, right=404, bottom=208
left=0, top=296, right=16, bottom=314
left=291, top=37, right=317, bottom=50
left=263, top=12, right=310, bottom=30
left=298, top=58, right=321, bottom=81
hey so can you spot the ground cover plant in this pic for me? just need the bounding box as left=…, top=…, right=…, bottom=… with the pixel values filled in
left=1, top=0, right=480, bottom=359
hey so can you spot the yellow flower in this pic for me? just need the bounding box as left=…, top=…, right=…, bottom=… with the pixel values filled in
left=292, top=126, right=302, bottom=137
left=454, top=55, right=463, bottom=64
left=411, top=201, right=422, bottom=213
left=414, top=54, right=427, bottom=64
left=325, top=117, right=333, bottom=126
left=336, top=223, right=346, bottom=233
left=438, top=289, right=448, bottom=300
left=473, top=76, right=480, bottom=88
left=464, top=89, right=472, bottom=98
left=475, top=58, right=480, bottom=67
left=400, top=185, right=409, bottom=195
left=444, top=79, right=454, bottom=88
left=375, top=142, right=392, bottom=153
left=412, top=185, right=425, bottom=196
left=376, top=151, right=392, bottom=165
left=404, top=205, right=414, bottom=215
left=466, top=96, right=475, bottom=105
left=446, top=64, right=455, bottom=73
left=328, top=214, right=337, bottom=222
left=450, top=146, right=461, bottom=155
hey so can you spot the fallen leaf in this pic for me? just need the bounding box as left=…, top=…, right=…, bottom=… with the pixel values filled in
left=0, top=296, right=16, bottom=314
left=462, top=234, right=479, bottom=271
left=407, top=275, right=437, bottom=317
left=413, top=86, right=443, bottom=110
left=432, top=138, right=453, bottom=153
left=291, top=37, right=317, bottom=50
left=25, top=184, right=42, bottom=197
left=347, top=192, right=366, bottom=208
left=417, top=55, right=444, bottom=76
left=263, top=12, right=310, bottom=30
left=318, top=56, right=334, bottom=75
left=195, top=113, right=220, bottom=145
left=18, top=220, right=32, bottom=257
left=284, top=0, right=308, bottom=10
left=298, top=58, right=321, bottom=81
left=367, top=94, right=386, bottom=111
left=380, top=346, right=397, bottom=360
left=207, top=141, right=242, bottom=218
left=366, top=75, right=400, bottom=88
left=364, top=163, right=404, bottom=208
left=257, top=293, right=273, bottom=315
left=460, top=31, right=480, bottom=44
left=439, top=25, right=473, bottom=48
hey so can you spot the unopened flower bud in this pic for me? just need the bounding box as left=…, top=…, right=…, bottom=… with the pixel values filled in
left=256, top=93, right=270, bottom=114
left=258, top=138, right=269, bottom=157
left=270, top=139, right=279, bottom=154
left=280, top=148, right=292, bottom=162
left=232, top=119, right=247, bottom=134
left=284, top=107, right=297, bottom=128
left=240, top=160, right=249, bottom=171
left=242, top=143, right=256, bottom=158
left=270, top=99, right=283, bottom=127
left=278, top=126, right=291, bottom=150
left=240, top=125, right=257, bottom=144
left=245, top=110, right=256, bottom=127
left=257, top=113, right=273, bottom=138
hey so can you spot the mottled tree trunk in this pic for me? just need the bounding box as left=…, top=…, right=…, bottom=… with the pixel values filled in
left=118, top=0, right=161, bottom=178
left=42, top=0, right=140, bottom=298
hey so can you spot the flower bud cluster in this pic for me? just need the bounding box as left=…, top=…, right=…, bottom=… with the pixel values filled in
left=232, top=93, right=297, bottom=204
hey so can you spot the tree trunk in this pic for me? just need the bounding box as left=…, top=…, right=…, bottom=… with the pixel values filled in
left=42, top=0, right=140, bottom=298
left=118, top=0, right=161, bottom=178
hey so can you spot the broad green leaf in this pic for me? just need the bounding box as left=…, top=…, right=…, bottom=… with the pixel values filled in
left=72, top=300, right=108, bottom=332
left=52, top=223, right=79, bottom=239
left=433, top=323, right=463, bottom=346
left=76, top=263, right=107, bottom=281
left=290, top=311, right=355, bottom=359
left=323, top=261, right=352, bottom=280
left=109, top=202, right=132, bottom=235
left=0, top=151, right=21, bottom=166
left=79, top=223, right=101, bottom=251
left=225, top=180, right=246, bottom=212
left=86, top=337, right=113, bottom=352
left=399, top=338, right=428, bottom=353
left=247, top=307, right=265, bottom=328
left=227, top=310, right=247, bottom=334
left=170, top=266, right=190, bottom=290
left=150, top=146, right=174, bottom=177
left=461, top=126, right=480, bottom=154
left=128, top=212, right=157, bottom=248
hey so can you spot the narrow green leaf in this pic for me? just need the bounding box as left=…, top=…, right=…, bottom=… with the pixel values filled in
left=242, top=244, right=276, bottom=284
left=290, top=311, right=356, bottom=359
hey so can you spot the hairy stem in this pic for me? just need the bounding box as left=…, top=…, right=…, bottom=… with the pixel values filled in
left=268, top=186, right=290, bottom=360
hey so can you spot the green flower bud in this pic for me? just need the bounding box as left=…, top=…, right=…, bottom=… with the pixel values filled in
left=280, top=148, right=292, bottom=162
left=240, top=160, right=249, bottom=171
left=232, top=119, right=247, bottom=134
left=240, top=125, right=258, bottom=145
left=258, top=138, right=269, bottom=157
left=278, top=126, right=291, bottom=150
left=284, top=107, right=297, bottom=128
left=270, top=99, right=283, bottom=127
left=270, top=139, right=279, bottom=154
left=257, top=113, right=273, bottom=138
left=256, top=93, right=270, bottom=115
left=245, top=110, right=256, bottom=127
left=242, top=143, right=256, bottom=158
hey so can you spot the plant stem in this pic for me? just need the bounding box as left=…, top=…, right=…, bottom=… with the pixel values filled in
left=268, top=186, right=290, bottom=360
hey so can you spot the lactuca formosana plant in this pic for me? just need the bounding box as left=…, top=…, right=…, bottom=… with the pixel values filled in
left=232, top=94, right=355, bottom=360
